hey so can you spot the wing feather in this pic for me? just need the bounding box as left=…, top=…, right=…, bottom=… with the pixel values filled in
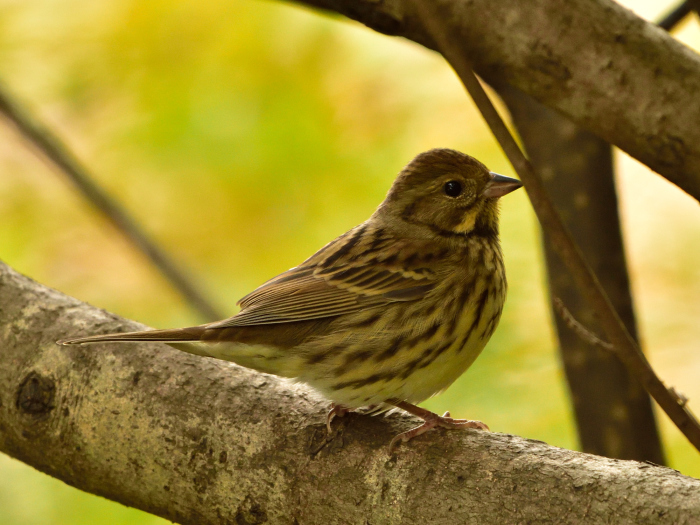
left=209, top=224, right=438, bottom=328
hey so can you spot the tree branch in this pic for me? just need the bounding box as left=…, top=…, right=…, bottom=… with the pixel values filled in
left=290, top=0, right=700, bottom=202
left=409, top=0, right=700, bottom=453
left=658, top=1, right=694, bottom=31
left=1, top=261, right=699, bottom=523
left=498, top=83, right=663, bottom=463
left=0, top=81, right=224, bottom=322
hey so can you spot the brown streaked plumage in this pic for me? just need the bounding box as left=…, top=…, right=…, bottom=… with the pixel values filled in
left=59, top=148, right=522, bottom=450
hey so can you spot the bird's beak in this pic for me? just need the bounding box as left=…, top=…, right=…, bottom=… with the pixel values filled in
left=482, top=172, right=523, bottom=198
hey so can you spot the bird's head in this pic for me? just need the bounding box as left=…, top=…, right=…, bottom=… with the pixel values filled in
left=376, top=148, right=522, bottom=239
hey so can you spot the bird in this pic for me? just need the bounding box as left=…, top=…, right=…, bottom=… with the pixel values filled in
left=59, top=148, right=523, bottom=450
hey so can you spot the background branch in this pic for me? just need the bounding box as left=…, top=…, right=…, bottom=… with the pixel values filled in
left=1, top=261, right=699, bottom=524
left=410, top=0, right=700, bottom=452
left=658, top=1, right=695, bottom=30
left=497, top=84, right=663, bottom=463
left=490, top=0, right=695, bottom=463
left=292, top=0, right=700, bottom=202
left=0, top=82, right=224, bottom=322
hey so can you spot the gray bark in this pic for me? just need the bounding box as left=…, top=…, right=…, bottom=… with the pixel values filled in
left=1, top=262, right=699, bottom=523
left=292, top=0, right=700, bottom=202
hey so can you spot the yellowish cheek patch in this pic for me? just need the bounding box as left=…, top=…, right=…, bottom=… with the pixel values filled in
left=453, top=209, right=478, bottom=233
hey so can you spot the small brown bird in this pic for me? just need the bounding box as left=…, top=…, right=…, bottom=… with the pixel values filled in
left=60, top=149, right=522, bottom=450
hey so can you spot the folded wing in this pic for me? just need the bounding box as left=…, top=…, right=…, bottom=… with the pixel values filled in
left=209, top=225, right=436, bottom=328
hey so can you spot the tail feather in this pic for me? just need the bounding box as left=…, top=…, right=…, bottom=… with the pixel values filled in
left=58, top=326, right=207, bottom=346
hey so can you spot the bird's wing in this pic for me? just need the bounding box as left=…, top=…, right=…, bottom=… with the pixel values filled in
left=208, top=225, right=437, bottom=328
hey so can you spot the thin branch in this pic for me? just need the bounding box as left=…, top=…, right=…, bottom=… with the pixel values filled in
left=670, top=387, right=690, bottom=408
left=0, top=81, right=223, bottom=322
left=552, top=298, right=614, bottom=352
left=411, top=0, right=700, bottom=452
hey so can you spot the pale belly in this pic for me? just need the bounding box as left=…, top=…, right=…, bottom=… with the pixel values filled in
left=303, top=275, right=506, bottom=408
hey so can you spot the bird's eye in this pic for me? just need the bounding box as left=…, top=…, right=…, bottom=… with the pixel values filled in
left=443, top=180, right=462, bottom=197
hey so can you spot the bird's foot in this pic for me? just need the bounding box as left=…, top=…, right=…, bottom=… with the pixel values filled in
left=389, top=400, right=489, bottom=453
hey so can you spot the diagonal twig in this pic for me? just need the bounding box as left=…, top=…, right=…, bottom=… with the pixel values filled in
left=411, top=0, right=700, bottom=452
left=552, top=298, right=614, bottom=352
left=0, top=81, right=223, bottom=322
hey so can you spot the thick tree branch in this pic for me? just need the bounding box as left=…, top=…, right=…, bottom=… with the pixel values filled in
left=291, top=0, right=700, bottom=202
left=1, top=261, right=699, bottom=523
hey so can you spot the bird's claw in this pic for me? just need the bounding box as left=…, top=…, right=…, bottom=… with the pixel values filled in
left=326, top=403, right=349, bottom=434
left=388, top=409, right=489, bottom=453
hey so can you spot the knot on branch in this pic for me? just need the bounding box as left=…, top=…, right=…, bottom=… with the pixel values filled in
left=16, top=371, right=56, bottom=418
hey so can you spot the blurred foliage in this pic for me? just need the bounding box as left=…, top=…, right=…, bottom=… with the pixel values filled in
left=0, top=0, right=699, bottom=523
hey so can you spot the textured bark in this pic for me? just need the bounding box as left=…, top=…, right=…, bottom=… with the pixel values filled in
left=291, top=0, right=700, bottom=202
left=497, top=85, right=664, bottom=464
left=1, top=263, right=700, bottom=523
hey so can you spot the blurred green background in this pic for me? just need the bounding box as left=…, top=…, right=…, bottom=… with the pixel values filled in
left=1, top=0, right=699, bottom=523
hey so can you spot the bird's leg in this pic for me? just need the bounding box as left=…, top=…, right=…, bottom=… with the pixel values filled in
left=326, top=403, right=350, bottom=434
left=389, top=400, right=489, bottom=452
left=326, top=404, right=381, bottom=434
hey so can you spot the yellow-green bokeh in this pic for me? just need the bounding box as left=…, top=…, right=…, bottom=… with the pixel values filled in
left=1, top=0, right=699, bottom=523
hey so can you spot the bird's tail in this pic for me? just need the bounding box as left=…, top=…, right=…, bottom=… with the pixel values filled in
left=58, top=326, right=207, bottom=346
